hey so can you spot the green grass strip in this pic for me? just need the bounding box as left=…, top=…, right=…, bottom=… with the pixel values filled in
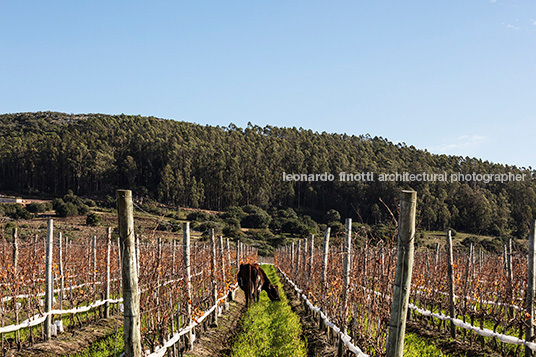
left=403, top=331, right=449, bottom=357
left=230, top=265, right=307, bottom=357
left=67, top=326, right=124, bottom=357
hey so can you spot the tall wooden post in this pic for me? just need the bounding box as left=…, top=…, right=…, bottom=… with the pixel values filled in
left=12, top=228, right=18, bottom=275
left=44, top=219, right=53, bottom=340
left=386, top=190, right=417, bottom=357
left=320, top=227, right=331, bottom=330
left=434, top=242, right=440, bottom=271
left=183, top=222, right=194, bottom=350
left=526, top=220, right=536, bottom=357
left=92, top=235, right=97, bottom=293
left=296, top=240, right=301, bottom=279
left=210, top=229, right=218, bottom=326
left=219, top=236, right=226, bottom=289
left=226, top=238, right=231, bottom=272
left=309, top=234, right=314, bottom=289
left=105, top=227, right=112, bottom=318
left=58, top=232, right=64, bottom=310
left=12, top=227, right=20, bottom=344
left=446, top=230, right=456, bottom=339
left=321, top=227, right=331, bottom=298
left=506, top=237, right=513, bottom=317
left=172, top=239, right=176, bottom=276
left=339, top=219, right=352, bottom=356
left=117, top=190, right=142, bottom=357
left=236, top=240, right=240, bottom=269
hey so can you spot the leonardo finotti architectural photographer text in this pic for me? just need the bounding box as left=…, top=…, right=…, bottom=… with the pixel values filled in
left=282, top=171, right=526, bottom=183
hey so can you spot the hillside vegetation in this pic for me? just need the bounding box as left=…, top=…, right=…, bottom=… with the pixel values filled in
left=1, top=111, right=535, bottom=237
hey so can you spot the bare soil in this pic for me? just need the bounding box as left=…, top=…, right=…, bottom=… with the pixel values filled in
left=278, top=273, right=337, bottom=357
left=406, top=319, right=503, bottom=357
left=7, top=316, right=122, bottom=357
left=184, top=289, right=246, bottom=357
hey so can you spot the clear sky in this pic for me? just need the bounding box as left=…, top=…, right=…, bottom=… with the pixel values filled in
left=1, top=1, right=535, bottom=168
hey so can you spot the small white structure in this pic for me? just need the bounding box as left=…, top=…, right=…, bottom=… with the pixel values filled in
left=0, top=195, right=23, bottom=204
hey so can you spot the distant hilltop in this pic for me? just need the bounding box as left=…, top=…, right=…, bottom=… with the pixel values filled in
left=0, top=111, right=534, bottom=237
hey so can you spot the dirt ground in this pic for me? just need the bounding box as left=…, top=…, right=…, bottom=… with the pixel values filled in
left=7, top=316, right=122, bottom=357
left=280, top=278, right=337, bottom=357
left=185, top=269, right=336, bottom=357
left=405, top=319, right=505, bottom=357
left=184, top=289, right=246, bottom=357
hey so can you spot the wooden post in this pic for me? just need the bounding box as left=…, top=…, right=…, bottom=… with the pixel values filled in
left=12, top=227, right=18, bottom=275
left=172, top=239, right=176, bottom=276
left=296, top=240, right=301, bottom=279
left=44, top=219, right=53, bottom=340
left=219, top=236, right=226, bottom=308
left=183, top=222, right=194, bottom=350
left=302, top=239, right=308, bottom=282
left=434, top=242, right=440, bottom=271
left=526, top=220, right=536, bottom=357
left=105, top=227, right=112, bottom=318
left=320, top=227, right=331, bottom=298
left=58, top=232, right=64, bottom=310
left=506, top=237, right=513, bottom=318
left=236, top=239, right=240, bottom=270
left=309, top=234, right=314, bottom=290
left=210, top=229, right=218, bottom=326
left=386, top=190, right=417, bottom=357
left=226, top=238, right=231, bottom=272
left=12, top=228, right=20, bottom=344
left=117, top=190, right=142, bottom=357
left=339, top=218, right=352, bottom=357
left=92, top=235, right=97, bottom=292
left=446, top=230, right=456, bottom=339
left=320, top=227, right=331, bottom=330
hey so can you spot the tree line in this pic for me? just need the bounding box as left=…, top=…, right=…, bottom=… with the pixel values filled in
left=1, top=111, right=534, bottom=237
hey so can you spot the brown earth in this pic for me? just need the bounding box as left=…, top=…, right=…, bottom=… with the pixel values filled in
left=184, top=289, right=246, bottom=357
left=7, top=316, right=122, bottom=357
left=278, top=273, right=337, bottom=357
left=406, top=318, right=503, bottom=357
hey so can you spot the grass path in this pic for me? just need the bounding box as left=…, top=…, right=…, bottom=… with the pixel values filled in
left=230, top=265, right=307, bottom=357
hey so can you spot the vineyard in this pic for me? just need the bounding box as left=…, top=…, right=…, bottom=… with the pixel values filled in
left=0, top=207, right=257, bottom=356
left=276, top=196, right=536, bottom=357
left=3, top=188, right=536, bottom=357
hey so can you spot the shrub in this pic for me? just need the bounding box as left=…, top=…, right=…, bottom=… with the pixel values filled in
left=84, top=199, right=96, bottom=207
left=222, top=206, right=246, bottom=221
left=223, top=224, right=244, bottom=238
left=1, top=204, right=32, bottom=220
left=187, top=211, right=211, bottom=222
left=326, top=209, right=341, bottom=223
left=86, top=212, right=102, bottom=226
left=26, top=202, right=47, bottom=214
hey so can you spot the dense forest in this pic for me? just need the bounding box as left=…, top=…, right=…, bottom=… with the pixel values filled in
left=1, top=112, right=535, bottom=237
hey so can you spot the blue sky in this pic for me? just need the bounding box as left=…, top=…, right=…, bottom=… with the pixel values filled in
left=1, top=1, right=535, bottom=168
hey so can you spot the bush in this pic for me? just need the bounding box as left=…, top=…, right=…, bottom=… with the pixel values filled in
left=86, top=212, right=102, bottom=226
left=84, top=199, right=96, bottom=207
left=1, top=204, right=32, bottom=220
left=326, top=209, right=341, bottom=223
left=53, top=193, right=90, bottom=217
left=55, top=201, right=78, bottom=217
left=241, top=206, right=271, bottom=229
left=250, top=229, right=275, bottom=242
left=197, top=221, right=222, bottom=234
left=26, top=202, right=47, bottom=214
left=187, top=211, right=211, bottom=222
left=223, top=224, right=244, bottom=238
left=222, top=206, right=246, bottom=221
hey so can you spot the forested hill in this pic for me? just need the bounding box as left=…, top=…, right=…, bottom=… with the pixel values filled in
left=1, top=111, right=535, bottom=237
